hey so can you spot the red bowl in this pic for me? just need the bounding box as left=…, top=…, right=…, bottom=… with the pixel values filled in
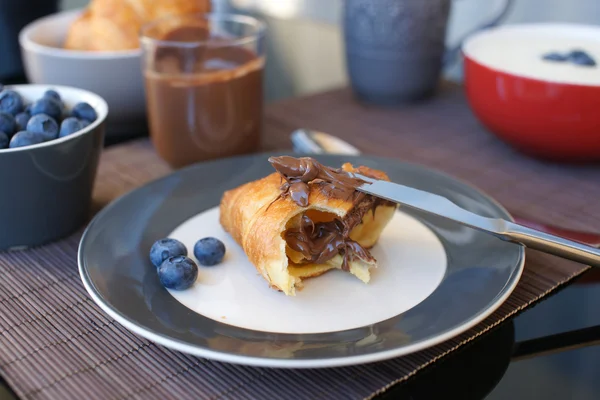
left=463, top=23, right=600, bottom=162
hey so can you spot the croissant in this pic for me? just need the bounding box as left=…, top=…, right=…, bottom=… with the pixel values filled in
left=219, top=156, right=397, bottom=296
left=64, top=0, right=211, bottom=51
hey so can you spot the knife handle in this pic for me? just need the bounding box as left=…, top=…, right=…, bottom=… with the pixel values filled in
left=512, top=217, right=600, bottom=247
left=504, top=222, right=600, bottom=268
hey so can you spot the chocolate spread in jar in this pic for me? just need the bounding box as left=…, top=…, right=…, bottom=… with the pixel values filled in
left=145, top=26, right=264, bottom=168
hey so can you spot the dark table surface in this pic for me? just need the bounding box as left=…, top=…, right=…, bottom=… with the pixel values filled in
left=0, top=78, right=598, bottom=399
left=388, top=273, right=600, bottom=400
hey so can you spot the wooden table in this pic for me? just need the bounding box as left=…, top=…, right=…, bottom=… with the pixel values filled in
left=262, top=83, right=478, bottom=155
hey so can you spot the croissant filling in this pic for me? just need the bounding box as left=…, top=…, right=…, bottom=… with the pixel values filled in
left=284, top=208, right=376, bottom=272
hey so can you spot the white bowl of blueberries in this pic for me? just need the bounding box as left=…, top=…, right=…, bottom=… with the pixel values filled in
left=0, top=83, right=108, bottom=250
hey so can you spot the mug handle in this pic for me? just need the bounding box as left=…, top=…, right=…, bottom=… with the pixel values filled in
left=443, top=0, right=516, bottom=67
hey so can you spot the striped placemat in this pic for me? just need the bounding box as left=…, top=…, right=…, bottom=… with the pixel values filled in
left=0, top=138, right=594, bottom=400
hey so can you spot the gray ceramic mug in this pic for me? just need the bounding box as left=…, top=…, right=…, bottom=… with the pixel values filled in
left=343, top=0, right=514, bottom=104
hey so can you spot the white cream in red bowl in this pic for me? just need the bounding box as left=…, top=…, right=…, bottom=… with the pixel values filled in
left=462, top=23, right=600, bottom=161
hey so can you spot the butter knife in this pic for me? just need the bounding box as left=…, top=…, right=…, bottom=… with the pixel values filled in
left=355, top=174, right=600, bottom=268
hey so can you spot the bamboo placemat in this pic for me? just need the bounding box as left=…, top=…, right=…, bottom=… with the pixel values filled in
left=0, top=85, right=598, bottom=399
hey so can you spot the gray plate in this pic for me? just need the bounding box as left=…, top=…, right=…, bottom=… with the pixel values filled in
left=78, top=153, right=524, bottom=368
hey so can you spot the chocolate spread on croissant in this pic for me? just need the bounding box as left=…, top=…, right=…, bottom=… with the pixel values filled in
left=268, top=156, right=368, bottom=207
left=269, top=156, right=384, bottom=270
left=285, top=215, right=374, bottom=271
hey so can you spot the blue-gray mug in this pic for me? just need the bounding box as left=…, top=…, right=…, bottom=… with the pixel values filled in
left=343, top=0, right=515, bottom=104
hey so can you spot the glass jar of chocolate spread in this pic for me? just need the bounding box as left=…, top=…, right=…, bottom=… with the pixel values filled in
left=141, top=14, right=266, bottom=168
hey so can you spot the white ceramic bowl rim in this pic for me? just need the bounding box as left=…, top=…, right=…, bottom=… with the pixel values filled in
left=19, top=9, right=141, bottom=59
left=462, top=22, right=600, bottom=87
left=0, top=84, right=109, bottom=154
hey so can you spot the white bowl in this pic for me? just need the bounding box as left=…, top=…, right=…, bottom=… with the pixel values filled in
left=19, top=9, right=146, bottom=137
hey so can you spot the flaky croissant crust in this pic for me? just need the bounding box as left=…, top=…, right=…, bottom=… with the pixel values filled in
left=219, top=163, right=397, bottom=296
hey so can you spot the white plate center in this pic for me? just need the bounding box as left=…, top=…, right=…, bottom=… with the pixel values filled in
left=167, top=207, right=446, bottom=334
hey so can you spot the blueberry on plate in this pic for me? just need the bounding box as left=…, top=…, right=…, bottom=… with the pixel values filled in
left=30, top=97, right=62, bottom=121
left=59, top=117, right=84, bottom=138
left=158, top=256, right=198, bottom=290
left=0, top=131, right=8, bottom=149
left=0, top=90, right=24, bottom=116
left=27, top=114, right=59, bottom=140
left=194, top=237, right=226, bottom=266
left=0, top=112, right=16, bottom=136
left=542, top=52, right=567, bottom=62
left=9, top=131, right=47, bottom=148
left=14, top=113, right=30, bottom=132
left=71, top=102, right=97, bottom=122
left=568, top=50, right=596, bottom=67
left=150, top=238, right=188, bottom=268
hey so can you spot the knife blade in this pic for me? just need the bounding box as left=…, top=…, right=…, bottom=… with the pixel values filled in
left=355, top=174, right=600, bottom=268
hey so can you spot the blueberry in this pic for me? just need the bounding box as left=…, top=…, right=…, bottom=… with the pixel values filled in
left=568, top=50, right=596, bottom=67
left=9, top=131, right=47, bottom=148
left=43, top=90, right=65, bottom=112
left=0, top=90, right=24, bottom=116
left=542, top=52, right=567, bottom=62
left=59, top=117, right=84, bottom=138
left=27, top=114, right=59, bottom=140
left=193, top=237, right=225, bottom=266
left=14, top=113, right=30, bottom=132
left=30, top=97, right=62, bottom=121
left=150, top=238, right=188, bottom=268
left=71, top=102, right=97, bottom=122
left=158, top=256, right=198, bottom=290
left=43, top=89, right=61, bottom=102
left=0, top=131, right=8, bottom=149
left=0, top=113, right=16, bottom=136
